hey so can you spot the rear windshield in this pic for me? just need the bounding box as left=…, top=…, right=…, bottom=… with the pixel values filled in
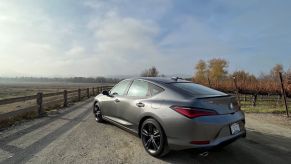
left=171, top=82, right=227, bottom=96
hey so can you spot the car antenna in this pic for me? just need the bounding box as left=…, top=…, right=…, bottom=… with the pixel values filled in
left=171, top=77, right=183, bottom=81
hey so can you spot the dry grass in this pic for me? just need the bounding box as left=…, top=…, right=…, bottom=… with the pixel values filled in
left=0, top=110, right=38, bottom=129
left=0, top=82, right=108, bottom=114
left=0, top=82, right=112, bottom=129
left=0, top=82, right=108, bottom=100
left=242, top=106, right=288, bottom=114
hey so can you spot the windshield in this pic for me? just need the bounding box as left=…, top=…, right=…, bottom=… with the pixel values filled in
left=171, top=82, right=227, bottom=96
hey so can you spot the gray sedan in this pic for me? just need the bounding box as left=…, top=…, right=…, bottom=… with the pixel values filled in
left=93, top=77, right=246, bottom=157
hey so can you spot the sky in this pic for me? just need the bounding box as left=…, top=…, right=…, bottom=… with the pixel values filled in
left=0, top=0, right=291, bottom=77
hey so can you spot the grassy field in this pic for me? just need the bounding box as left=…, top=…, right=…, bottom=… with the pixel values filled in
left=242, top=106, right=288, bottom=113
left=239, top=94, right=291, bottom=114
left=0, top=82, right=112, bottom=100
left=0, top=82, right=113, bottom=115
left=0, top=82, right=114, bottom=128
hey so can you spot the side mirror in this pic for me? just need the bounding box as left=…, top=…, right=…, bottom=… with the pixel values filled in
left=102, top=90, right=110, bottom=96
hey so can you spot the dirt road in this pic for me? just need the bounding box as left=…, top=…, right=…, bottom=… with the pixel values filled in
left=0, top=99, right=291, bottom=164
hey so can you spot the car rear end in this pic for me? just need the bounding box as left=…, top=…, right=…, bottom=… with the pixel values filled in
left=160, top=82, right=246, bottom=150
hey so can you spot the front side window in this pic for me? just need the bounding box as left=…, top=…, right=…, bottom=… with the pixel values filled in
left=127, top=80, right=150, bottom=97
left=110, top=80, right=131, bottom=96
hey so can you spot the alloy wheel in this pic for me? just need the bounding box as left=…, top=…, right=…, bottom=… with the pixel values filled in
left=93, top=105, right=102, bottom=122
left=141, top=123, right=161, bottom=154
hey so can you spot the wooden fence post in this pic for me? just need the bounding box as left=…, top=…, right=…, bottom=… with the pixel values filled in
left=92, top=87, right=95, bottom=96
left=233, top=76, right=241, bottom=106
left=36, top=92, right=44, bottom=116
left=97, top=87, right=99, bottom=94
left=207, top=76, right=211, bottom=87
left=87, top=88, right=90, bottom=98
left=78, top=89, right=81, bottom=101
left=63, top=90, right=68, bottom=107
left=252, top=94, right=257, bottom=107
left=279, top=72, right=289, bottom=117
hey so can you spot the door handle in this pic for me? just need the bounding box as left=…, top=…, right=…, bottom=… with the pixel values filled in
left=136, top=102, right=145, bottom=107
left=114, top=99, right=120, bottom=103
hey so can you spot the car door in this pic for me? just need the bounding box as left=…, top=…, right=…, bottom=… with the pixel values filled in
left=115, top=80, right=151, bottom=131
left=101, top=80, right=131, bottom=118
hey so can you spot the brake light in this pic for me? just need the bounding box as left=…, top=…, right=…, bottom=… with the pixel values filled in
left=171, top=106, right=217, bottom=118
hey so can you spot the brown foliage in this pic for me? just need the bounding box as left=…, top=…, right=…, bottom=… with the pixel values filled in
left=193, top=61, right=290, bottom=97
left=193, top=60, right=207, bottom=83
left=198, top=78, right=286, bottom=96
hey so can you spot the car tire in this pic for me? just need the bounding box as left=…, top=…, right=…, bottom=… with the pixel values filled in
left=141, top=118, right=169, bottom=157
left=93, top=103, right=104, bottom=123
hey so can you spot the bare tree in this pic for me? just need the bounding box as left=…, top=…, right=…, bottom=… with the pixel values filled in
left=141, top=66, right=159, bottom=77
left=232, top=70, right=257, bottom=82
left=270, top=64, right=284, bottom=80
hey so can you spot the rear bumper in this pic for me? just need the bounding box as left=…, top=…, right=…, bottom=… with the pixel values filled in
left=168, top=130, right=246, bottom=150
left=198, top=130, right=246, bottom=151
left=163, top=110, right=246, bottom=150
left=206, top=131, right=246, bottom=150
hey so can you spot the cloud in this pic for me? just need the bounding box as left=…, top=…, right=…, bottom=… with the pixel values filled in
left=0, top=0, right=291, bottom=77
left=86, top=11, right=162, bottom=75
left=0, top=0, right=172, bottom=77
left=159, top=16, right=232, bottom=55
left=0, top=1, right=61, bottom=76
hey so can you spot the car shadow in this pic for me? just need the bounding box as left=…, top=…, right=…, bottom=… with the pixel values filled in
left=0, top=103, right=92, bottom=164
left=160, top=131, right=291, bottom=164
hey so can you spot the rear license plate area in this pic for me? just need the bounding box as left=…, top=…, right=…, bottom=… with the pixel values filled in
left=230, top=123, right=240, bottom=135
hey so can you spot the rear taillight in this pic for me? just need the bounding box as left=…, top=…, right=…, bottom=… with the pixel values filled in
left=170, top=106, right=217, bottom=118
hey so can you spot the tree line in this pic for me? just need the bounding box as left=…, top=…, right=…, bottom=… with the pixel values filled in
left=0, top=77, right=120, bottom=83
left=191, top=58, right=291, bottom=96
left=140, top=59, right=291, bottom=97
left=192, top=58, right=287, bottom=84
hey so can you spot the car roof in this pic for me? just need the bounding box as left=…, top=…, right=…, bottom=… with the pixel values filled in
left=127, top=77, right=190, bottom=84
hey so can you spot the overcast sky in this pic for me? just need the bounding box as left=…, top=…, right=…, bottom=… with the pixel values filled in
left=0, top=0, right=291, bottom=77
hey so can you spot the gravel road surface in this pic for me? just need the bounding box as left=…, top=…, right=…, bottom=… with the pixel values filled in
left=0, top=99, right=291, bottom=164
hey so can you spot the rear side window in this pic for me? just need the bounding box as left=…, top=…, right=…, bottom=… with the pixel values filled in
left=110, top=80, right=131, bottom=96
left=171, top=82, right=227, bottom=96
left=149, top=83, right=164, bottom=96
left=127, top=80, right=150, bottom=97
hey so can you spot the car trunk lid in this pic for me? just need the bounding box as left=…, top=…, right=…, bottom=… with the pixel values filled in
left=194, top=95, right=239, bottom=114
